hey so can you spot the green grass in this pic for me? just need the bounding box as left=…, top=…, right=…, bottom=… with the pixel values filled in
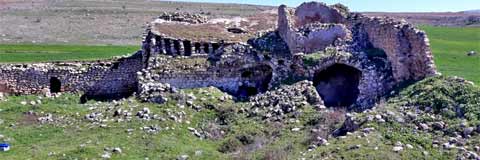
left=0, top=44, right=139, bottom=63
left=1, top=77, right=478, bottom=159
left=419, top=26, right=480, bottom=84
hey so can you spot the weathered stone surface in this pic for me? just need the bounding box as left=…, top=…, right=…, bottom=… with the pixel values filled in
left=294, top=2, right=346, bottom=26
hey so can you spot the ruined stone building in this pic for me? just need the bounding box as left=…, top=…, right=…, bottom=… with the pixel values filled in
left=0, top=2, right=437, bottom=109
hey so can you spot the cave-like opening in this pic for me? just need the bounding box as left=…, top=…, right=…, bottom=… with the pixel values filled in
left=49, top=77, right=61, bottom=93
left=313, top=64, right=361, bottom=107
left=236, top=65, right=273, bottom=100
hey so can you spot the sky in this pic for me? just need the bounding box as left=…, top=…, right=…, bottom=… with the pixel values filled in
left=167, top=0, right=480, bottom=12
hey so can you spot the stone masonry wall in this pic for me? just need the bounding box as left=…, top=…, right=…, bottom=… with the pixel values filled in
left=278, top=4, right=351, bottom=54
left=0, top=52, right=143, bottom=98
left=347, top=15, right=438, bottom=82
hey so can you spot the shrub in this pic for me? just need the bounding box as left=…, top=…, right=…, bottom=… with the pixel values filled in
left=394, top=76, right=480, bottom=121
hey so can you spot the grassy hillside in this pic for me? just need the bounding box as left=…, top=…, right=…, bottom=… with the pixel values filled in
left=0, top=76, right=478, bottom=159
left=0, top=44, right=139, bottom=63
left=419, top=26, right=480, bottom=84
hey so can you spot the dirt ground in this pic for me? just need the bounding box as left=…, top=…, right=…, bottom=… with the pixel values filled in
left=0, top=0, right=273, bottom=45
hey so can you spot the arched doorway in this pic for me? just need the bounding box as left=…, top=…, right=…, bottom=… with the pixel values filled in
left=49, top=77, right=61, bottom=93
left=313, top=64, right=361, bottom=107
left=236, top=64, right=273, bottom=100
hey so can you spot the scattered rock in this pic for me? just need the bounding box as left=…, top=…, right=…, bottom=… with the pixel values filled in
left=418, top=123, right=429, bottom=130
left=432, top=121, right=445, bottom=130
left=392, top=146, right=403, bottom=152
left=467, top=51, right=477, bottom=56
left=463, top=127, right=474, bottom=137
left=292, top=128, right=301, bottom=132
left=112, top=147, right=122, bottom=154
left=406, top=144, right=414, bottom=149
left=177, top=154, right=189, bottom=160
left=101, top=152, right=111, bottom=159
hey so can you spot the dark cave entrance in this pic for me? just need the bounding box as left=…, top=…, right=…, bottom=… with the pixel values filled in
left=184, top=41, right=192, bottom=56
left=194, top=43, right=201, bottom=54
left=49, top=77, right=61, bottom=93
left=236, top=65, right=273, bottom=100
left=203, top=43, right=210, bottom=54
left=313, top=64, right=361, bottom=107
left=212, top=43, right=220, bottom=54
left=164, top=39, right=172, bottom=55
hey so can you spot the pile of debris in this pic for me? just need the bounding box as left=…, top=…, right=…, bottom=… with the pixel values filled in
left=248, top=80, right=325, bottom=121
left=158, top=12, right=207, bottom=24
left=137, top=70, right=174, bottom=104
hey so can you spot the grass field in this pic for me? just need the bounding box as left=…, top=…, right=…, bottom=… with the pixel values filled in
left=0, top=44, right=139, bottom=63
left=419, top=26, right=480, bottom=84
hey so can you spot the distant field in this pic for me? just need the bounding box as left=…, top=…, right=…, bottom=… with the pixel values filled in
left=419, top=26, right=480, bottom=84
left=0, top=44, right=139, bottom=63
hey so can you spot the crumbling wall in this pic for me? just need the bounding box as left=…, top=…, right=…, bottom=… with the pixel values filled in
left=294, top=1, right=346, bottom=26
left=0, top=53, right=143, bottom=98
left=292, top=49, right=394, bottom=109
left=348, top=15, right=437, bottom=82
left=278, top=1, right=437, bottom=90
left=278, top=4, right=350, bottom=54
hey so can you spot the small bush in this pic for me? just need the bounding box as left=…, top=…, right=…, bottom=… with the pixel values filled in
left=219, top=137, right=242, bottom=153
left=394, top=76, right=480, bottom=121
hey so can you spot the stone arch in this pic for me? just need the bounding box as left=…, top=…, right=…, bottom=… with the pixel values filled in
left=49, top=77, right=62, bottom=93
left=237, top=64, right=273, bottom=99
left=313, top=64, right=361, bottom=107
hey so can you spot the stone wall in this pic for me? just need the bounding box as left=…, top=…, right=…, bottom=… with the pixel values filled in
left=278, top=4, right=351, bottom=54
left=347, top=15, right=437, bottom=82
left=0, top=1, right=439, bottom=110
left=294, top=2, right=346, bottom=26
left=291, top=49, right=395, bottom=109
left=277, top=1, right=437, bottom=84
left=0, top=52, right=143, bottom=99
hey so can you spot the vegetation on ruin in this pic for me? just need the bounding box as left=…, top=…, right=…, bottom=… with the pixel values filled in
left=0, top=44, right=138, bottom=63
left=302, top=47, right=352, bottom=67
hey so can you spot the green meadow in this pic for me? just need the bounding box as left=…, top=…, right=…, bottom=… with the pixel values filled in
left=419, top=26, right=480, bottom=84
left=0, top=44, right=139, bottom=63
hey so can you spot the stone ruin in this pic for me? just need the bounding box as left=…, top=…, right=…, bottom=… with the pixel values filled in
left=0, top=1, right=437, bottom=110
